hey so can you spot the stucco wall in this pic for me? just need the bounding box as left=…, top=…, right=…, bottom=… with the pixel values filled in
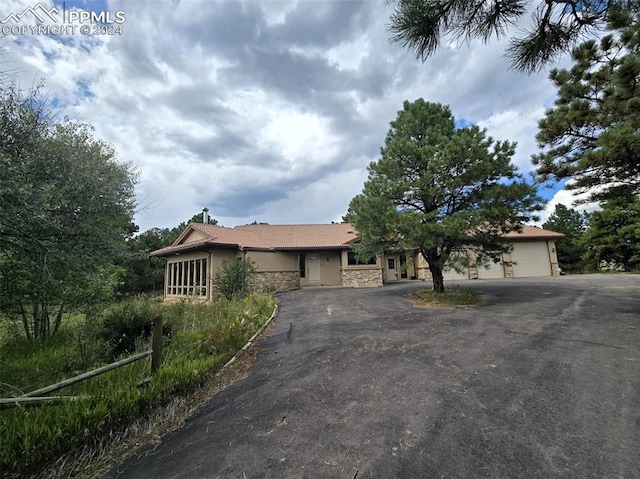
left=300, top=251, right=343, bottom=287
left=246, top=250, right=298, bottom=272
left=181, top=230, right=208, bottom=244
left=320, top=251, right=342, bottom=286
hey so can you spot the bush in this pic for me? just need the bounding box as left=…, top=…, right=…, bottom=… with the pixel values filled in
left=0, top=294, right=275, bottom=477
left=94, top=298, right=171, bottom=360
left=214, top=258, right=257, bottom=300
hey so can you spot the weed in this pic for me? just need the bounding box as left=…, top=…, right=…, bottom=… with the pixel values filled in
left=0, top=293, right=275, bottom=477
left=411, top=287, right=480, bottom=307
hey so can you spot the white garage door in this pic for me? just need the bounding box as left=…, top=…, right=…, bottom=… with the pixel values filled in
left=443, top=253, right=469, bottom=281
left=511, top=242, right=551, bottom=277
left=443, top=266, right=468, bottom=281
left=477, top=258, right=505, bottom=279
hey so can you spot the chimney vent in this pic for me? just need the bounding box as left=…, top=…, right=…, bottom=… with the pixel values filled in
left=202, top=207, right=209, bottom=224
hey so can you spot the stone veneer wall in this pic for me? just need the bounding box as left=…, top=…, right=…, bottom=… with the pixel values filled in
left=503, top=262, right=514, bottom=278
left=467, top=265, right=479, bottom=280
left=251, top=271, right=300, bottom=292
left=415, top=267, right=432, bottom=281
left=341, top=267, right=383, bottom=287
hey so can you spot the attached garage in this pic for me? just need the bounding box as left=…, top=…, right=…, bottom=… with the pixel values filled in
left=410, top=226, right=564, bottom=281
left=443, top=251, right=470, bottom=281
left=443, top=266, right=469, bottom=281
left=511, top=242, right=552, bottom=277
left=477, top=258, right=506, bottom=279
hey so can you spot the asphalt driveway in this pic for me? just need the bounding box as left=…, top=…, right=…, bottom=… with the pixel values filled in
left=107, top=274, right=640, bottom=478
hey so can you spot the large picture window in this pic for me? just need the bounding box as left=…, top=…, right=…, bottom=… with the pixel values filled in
left=167, top=258, right=208, bottom=297
left=347, top=251, right=377, bottom=265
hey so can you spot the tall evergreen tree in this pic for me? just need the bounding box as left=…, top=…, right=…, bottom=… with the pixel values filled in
left=582, top=197, right=640, bottom=270
left=387, top=0, right=636, bottom=72
left=345, top=99, right=542, bottom=292
left=542, top=204, right=588, bottom=272
left=533, top=8, right=640, bottom=202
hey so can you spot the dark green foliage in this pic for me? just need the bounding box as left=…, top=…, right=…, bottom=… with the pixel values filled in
left=533, top=8, right=640, bottom=202
left=346, top=99, right=542, bottom=292
left=582, top=197, right=640, bottom=270
left=0, top=81, right=138, bottom=339
left=95, top=300, right=171, bottom=360
left=387, top=0, right=636, bottom=72
left=0, top=294, right=275, bottom=477
left=543, top=204, right=589, bottom=273
left=117, top=228, right=172, bottom=296
left=118, top=214, right=218, bottom=296
left=167, top=212, right=219, bottom=245
left=215, top=258, right=257, bottom=300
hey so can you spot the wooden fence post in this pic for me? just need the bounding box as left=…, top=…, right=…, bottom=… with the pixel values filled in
left=151, top=315, right=163, bottom=375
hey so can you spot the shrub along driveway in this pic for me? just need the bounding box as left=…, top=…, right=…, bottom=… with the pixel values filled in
left=107, top=275, right=640, bottom=478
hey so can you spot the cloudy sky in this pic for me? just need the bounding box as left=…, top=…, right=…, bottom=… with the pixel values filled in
left=1, top=0, right=594, bottom=232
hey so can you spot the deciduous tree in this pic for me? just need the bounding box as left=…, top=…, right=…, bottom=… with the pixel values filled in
left=0, top=82, right=138, bottom=339
left=345, top=99, right=542, bottom=292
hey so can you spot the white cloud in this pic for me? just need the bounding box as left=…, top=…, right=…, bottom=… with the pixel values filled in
left=1, top=0, right=576, bottom=232
left=535, top=184, right=601, bottom=226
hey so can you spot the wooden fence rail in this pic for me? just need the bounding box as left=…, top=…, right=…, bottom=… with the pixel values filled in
left=0, top=316, right=163, bottom=410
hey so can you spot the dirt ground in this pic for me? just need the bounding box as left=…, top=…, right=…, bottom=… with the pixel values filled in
left=104, top=275, right=640, bottom=479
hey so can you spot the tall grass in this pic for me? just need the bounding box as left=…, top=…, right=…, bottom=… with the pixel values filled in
left=411, top=287, right=480, bottom=306
left=0, top=294, right=275, bottom=477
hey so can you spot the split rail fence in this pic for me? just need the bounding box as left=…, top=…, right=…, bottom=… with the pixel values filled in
left=0, top=316, right=164, bottom=410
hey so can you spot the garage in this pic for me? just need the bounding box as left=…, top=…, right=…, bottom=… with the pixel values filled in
left=443, top=252, right=470, bottom=281
left=511, top=242, right=552, bottom=277
left=477, top=257, right=506, bottom=279
left=443, top=266, right=469, bottom=281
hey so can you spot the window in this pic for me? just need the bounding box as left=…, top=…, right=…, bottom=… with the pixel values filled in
left=388, top=258, right=395, bottom=270
left=347, top=251, right=377, bottom=265
left=299, top=254, right=306, bottom=278
left=167, top=257, right=207, bottom=297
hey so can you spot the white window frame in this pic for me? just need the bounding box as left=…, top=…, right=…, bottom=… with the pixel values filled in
left=167, top=257, right=208, bottom=297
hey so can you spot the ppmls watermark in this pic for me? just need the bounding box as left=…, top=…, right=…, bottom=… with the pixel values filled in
left=1, top=2, right=126, bottom=36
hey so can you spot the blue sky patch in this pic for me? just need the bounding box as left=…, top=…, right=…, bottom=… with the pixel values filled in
left=455, top=117, right=475, bottom=129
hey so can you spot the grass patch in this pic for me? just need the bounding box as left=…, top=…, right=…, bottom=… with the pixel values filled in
left=0, top=293, right=275, bottom=477
left=410, top=287, right=480, bottom=308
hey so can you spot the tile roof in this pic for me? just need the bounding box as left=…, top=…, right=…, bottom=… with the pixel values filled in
left=232, top=223, right=360, bottom=249
left=151, top=223, right=359, bottom=256
left=503, top=225, right=565, bottom=239
left=150, top=222, right=563, bottom=256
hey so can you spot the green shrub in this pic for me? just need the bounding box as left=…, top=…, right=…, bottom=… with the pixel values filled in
left=95, top=299, right=171, bottom=360
left=0, top=293, right=275, bottom=477
left=214, top=258, right=257, bottom=300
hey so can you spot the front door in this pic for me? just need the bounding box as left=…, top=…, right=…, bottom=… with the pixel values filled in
left=307, top=255, right=321, bottom=286
left=386, top=256, right=399, bottom=282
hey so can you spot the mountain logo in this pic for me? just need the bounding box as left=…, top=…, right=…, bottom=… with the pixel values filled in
left=1, top=3, right=60, bottom=24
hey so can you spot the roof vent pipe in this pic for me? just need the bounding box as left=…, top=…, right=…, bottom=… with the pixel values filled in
left=202, top=207, right=209, bottom=224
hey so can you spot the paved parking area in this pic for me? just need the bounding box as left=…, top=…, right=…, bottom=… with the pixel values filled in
left=107, top=275, right=640, bottom=478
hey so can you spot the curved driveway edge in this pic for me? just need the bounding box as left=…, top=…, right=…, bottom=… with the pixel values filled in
left=106, top=275, right=640, bottom=478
